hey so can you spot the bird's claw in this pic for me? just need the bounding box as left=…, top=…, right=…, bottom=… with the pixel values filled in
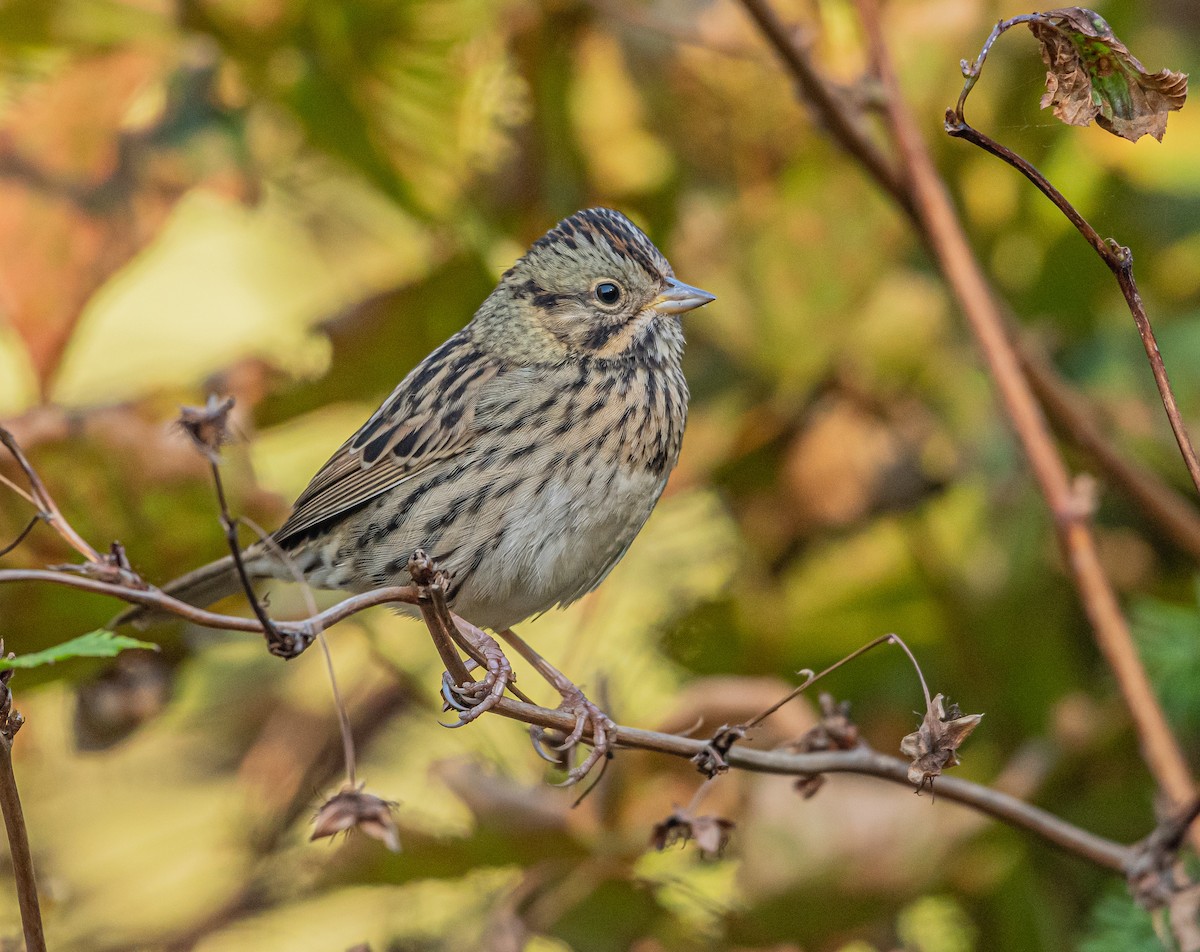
left=438, top=640, right=512, bottom=727
left=529, top=688, right=615, bottom=786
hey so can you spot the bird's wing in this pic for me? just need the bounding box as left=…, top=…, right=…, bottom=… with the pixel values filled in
left=274, top=333, right=500, bottom=545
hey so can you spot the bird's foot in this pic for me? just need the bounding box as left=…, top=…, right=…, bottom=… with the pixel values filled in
left=530, top=686, right=616, bottom=787
left=439, top=630, right=512, bottom=727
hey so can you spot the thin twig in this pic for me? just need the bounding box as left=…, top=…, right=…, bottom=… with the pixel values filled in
left=743, top=632, right=896, bottom=731
left=0, top=568, right=420, bottom=634
left=736, top=0, right=916, bottom=220
left=1019, top=344, right=1200, bottom=561
left=0, top=516, right=40, bottom=560
left=887, top=633, right=932, bottom=711
left=946, top=57, right=1200, bottom=494
left=0, top=473, right=36, bottom=508
left=849, top=0, right=1198, bottom=838
left=0, top=675, right=45, bottom=952
left=208, top=461, right=302, bottom=658
left=488, top=696, right=1133, bottom=872
left=242, top=516, right=359, bottom=787
left=0, top=426, right=104, bottom=563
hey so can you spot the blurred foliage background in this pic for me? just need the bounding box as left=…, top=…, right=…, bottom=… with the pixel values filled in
left=0, top=0, right=1197, bottom=949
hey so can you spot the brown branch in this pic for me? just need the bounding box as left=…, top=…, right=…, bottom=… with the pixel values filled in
left=1019, top=345, right=1200, bottom=562
left=946, top=51, right=1200, bottom=495
left=0, top=739, right=43, bottom=952
left=849, top=0, right=1197, bottom=833
left=0, top=677, right=45, bottom=952
left=737, top=0, right=916, bottom=220
left=0, top=427, right=104, bottom=564
left=0, top=561, right=1139, bottom=874
left=488, top=696, right=1132, bottom=872
left=0, top=568, right=419, bottom=636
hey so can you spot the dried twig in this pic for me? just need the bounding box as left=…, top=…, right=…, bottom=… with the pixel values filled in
left=490, top=695, right=1132, bottom=872
left=242, top=515, right=361, bottom=787
left=0, top=517, right=39, bottom=560
left=946, top=16, right=1200, bottom=496
left=1019, top=345, right=1200, bottom=561
left=0, top=426, right=104, bottom=564
left=0, top=542, right=1140, bottom=873
left=0, top=665, right=45, bottom=952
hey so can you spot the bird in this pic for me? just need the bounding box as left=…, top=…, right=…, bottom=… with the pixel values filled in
left=127, top=207, right=714, bottom=639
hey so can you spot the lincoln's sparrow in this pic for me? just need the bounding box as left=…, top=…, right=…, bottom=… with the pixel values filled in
left=139, top=208, right=713, bottom=632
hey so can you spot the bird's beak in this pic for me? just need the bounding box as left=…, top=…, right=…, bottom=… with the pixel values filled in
left=650, top=277, right=716, bottom=316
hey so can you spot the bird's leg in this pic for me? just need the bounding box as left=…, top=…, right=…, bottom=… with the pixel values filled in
left=408, top=550, right=513, bottom=726
left=437, top=619, right=513, bottom=727
left=497, top=627, right=616, bottom=786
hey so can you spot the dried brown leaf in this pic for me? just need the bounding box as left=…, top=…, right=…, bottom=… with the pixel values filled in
left=899, top=693, right=983, bottom=791
left=1029, top=8, right=1188, bottom=142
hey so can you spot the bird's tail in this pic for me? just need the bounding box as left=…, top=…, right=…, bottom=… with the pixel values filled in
left=112, top=552, right=257, bottom=629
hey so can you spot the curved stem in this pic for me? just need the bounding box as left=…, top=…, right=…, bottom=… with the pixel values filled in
left=943, top=117, right=1200, bottom=495
left=0, top=569, right=419, bottom=636
left=490, top=697, right=1133, bottom=873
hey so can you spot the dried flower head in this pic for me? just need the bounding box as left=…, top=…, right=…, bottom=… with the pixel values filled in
left=311, top=784, right=400, bottom=853
left=177, top=394, right=235, bottom=463
left=900, top=693, right=983, bottom=792
left=651, top=808, right=734, bottom=859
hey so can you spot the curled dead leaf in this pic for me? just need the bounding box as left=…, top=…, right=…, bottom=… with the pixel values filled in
left=1029, top=7, right=1188, bottom=142
left=899, top=693, right=983, bottom=792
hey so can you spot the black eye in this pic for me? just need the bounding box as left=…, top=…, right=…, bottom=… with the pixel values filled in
left=594, top=281, right=622, bottom=306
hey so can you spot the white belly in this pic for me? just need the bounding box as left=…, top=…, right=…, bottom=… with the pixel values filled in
left=449, top=465, right=666, bottom=630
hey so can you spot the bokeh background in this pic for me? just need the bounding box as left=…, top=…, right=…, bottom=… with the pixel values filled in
left=0, top=0, right=1198, bottom=949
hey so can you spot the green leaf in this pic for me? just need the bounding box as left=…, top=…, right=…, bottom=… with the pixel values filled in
left=0, top=630, right=158, bottom=670
left=1132, top=584, right=1200, bottom=739
left=1079, top=891, right=1160, bottom=952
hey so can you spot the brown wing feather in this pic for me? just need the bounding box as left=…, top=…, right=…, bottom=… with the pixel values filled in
left=274, top=333, right=499, bottom=545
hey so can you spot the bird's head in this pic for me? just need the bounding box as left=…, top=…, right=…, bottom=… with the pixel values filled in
left=474, top=208, right=714, bottom=364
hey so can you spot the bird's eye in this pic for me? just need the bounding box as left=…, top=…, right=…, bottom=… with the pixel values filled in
left=594, top=281, right=622, bottom=306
